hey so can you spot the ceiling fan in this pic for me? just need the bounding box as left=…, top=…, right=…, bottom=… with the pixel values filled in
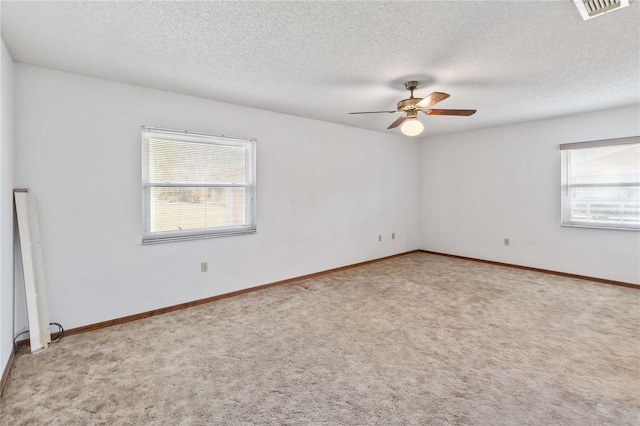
left=348, top=81, right=476, bottom=136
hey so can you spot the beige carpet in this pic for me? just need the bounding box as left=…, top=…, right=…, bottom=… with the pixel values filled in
left=1, top=252, right=638, bottom=425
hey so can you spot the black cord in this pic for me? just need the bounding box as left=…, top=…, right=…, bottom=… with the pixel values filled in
left=12, top=330, right=31, bottom=351
left=13, top=322, right=65, bottom=351
left=50, top=322, right=64, bottom=343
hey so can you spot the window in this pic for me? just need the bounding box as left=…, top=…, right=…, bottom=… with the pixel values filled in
left=142, top=127, right=256, bottom=244
left=560, top=136, right=639, bottom=230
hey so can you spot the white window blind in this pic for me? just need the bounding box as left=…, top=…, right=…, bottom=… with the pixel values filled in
left=142, top=127, right=256, bottom=244
left=560, top=136, right=639, bottom=230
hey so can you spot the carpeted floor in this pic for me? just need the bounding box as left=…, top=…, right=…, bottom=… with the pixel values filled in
left=1, top=252, right=638, bottom=425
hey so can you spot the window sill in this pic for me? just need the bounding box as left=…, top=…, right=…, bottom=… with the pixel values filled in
left=561, top=223, right=639, bottom=232
left=142, top=228, right=257, bottom=244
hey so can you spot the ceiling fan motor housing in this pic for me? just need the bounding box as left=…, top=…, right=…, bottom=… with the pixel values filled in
left=397, top=98, right=423, bottom=112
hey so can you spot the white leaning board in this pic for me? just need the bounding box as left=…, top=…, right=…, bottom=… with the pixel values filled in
left=14, top=190, right=51, bottom=353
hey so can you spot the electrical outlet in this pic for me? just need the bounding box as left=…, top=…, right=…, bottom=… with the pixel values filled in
left=378, top=235, right=382, bottom=242
left=201, top=262, right=208, bottom=273
left=392, top=232, right=395, bottom=240
left=504, top=238, right=510, bottom=246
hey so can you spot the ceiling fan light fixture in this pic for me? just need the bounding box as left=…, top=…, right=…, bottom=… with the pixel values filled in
left=400, top=118, right=424, bottom=136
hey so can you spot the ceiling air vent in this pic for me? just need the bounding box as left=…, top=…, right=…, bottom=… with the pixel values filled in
left=573, top=0, right=630, bottom=20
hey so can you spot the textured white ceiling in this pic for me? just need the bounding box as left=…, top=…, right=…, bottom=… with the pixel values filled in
left=1, top=1, right=639, bottom=138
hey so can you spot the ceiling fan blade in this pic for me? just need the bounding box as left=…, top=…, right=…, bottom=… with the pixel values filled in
left=348, top=110, right=397, bottom=114
left=426, top=109, right=476, bottom=116
left=416, top=92, right=450, bottom=109
left=387, top=115, right=407, bottom=129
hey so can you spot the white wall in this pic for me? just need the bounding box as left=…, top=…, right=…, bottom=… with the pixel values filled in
left=420, top=104, right=640, bottom=284
left=1, top=39, right=15, bottom=377
left=13, top=64, right=421, bottom=331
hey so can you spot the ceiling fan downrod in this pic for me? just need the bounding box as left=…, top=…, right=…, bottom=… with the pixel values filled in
left=405, top=81, right=420, bottom=99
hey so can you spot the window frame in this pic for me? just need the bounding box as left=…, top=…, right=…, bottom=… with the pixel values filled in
left=141, top=126, right=257, bottom=244
left=560, top=136, right=639, bottom=231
